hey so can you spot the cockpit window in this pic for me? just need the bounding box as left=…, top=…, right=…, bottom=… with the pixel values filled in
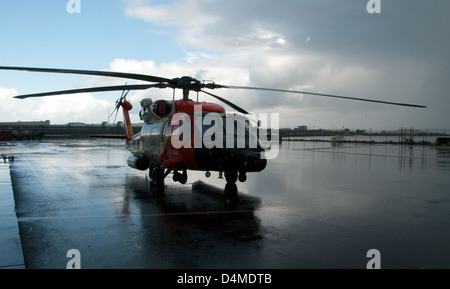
left=196, top=112, right=259, bottom=149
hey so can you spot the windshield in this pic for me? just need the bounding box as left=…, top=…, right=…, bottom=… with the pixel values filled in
left=194, top=112, right=259, bottom=149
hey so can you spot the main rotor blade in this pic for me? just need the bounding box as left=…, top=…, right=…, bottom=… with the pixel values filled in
left=0, top=66, right=171, bottom=83
left=201, top=90, right=249, bottom=114
left=222, top=85, right=427, bottom=108
left=13, top=84, right=158, bottom=99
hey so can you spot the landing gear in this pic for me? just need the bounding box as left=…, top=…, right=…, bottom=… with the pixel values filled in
left=225, top=171, right=238, bottom=183
left=150, top=165, right=165, bottom=195
left=224, top=182, right=238, bottom=207
left=225, top=171, right=247, bottom=183
left=224, top=171, right=240, bottom=207
left=238, top=171, right=247, bottom=183
left=150, top=164, right=187, bottom=194
left=173, top=168, right=187, bottom=184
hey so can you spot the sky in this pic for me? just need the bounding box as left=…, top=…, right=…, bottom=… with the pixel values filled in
left=0, top=0, right=449, bottom=131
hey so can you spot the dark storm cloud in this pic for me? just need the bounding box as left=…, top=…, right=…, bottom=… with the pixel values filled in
left=213, top=0, right=449, bottom=127
left=201, top=1, right=449, bottom=61
left=125, top=0, right=450, bottom=129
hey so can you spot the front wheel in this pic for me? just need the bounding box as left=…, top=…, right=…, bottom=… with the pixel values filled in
left=150, top=165, right=165, bottom=195
left=224, top=183, right=238, bottom=207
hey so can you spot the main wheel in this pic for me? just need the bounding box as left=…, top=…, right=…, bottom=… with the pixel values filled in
left=224, top=183, right=238, bottom=207
left=150, top=165, right=165, bottom=195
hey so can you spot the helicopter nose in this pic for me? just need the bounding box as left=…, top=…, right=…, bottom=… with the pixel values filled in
left=250, top=153, right=267, bottom=172
left=236, top=149, right=267, bottom=172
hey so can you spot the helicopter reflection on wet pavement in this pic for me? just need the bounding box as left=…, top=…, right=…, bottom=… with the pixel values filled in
left=7, top=139, right=450, bottom=268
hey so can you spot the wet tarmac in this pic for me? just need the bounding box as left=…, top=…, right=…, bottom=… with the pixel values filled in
left=4, top=139, right=450, bottom=268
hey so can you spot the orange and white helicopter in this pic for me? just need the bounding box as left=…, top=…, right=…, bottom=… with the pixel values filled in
left=0, top=66, right=426, bottom=204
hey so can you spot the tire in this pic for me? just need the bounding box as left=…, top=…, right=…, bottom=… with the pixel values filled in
left=150, top=165, right=165, bottom=195
left=224, top=183, right=238, bottom=207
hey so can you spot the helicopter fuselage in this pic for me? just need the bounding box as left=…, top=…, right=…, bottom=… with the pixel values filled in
left=127, top=99, right=267, bottom=178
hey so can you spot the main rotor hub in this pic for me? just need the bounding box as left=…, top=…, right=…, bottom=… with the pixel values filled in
left=169, top=76, right=202, bottom=100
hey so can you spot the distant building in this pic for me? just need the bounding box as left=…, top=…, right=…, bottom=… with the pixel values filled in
left=0, top=120, right=50, bottom=129
left=67, top=122, right=87, bottom=127
left=296, top=126, right=307, bottom=131
left=0, top=130, right=13, bottom=141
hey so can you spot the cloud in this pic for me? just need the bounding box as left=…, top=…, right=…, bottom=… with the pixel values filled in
left=0, top=87, right=22, bottom=121
left=35, top=94, right=110, bottom=123
left=0, top=87, right=110, bottom=124
left=125, top=0, right=219, bottom=27
left=2, top=1, right=447, bottom=130
left=125, top=0, right=220, bottom=47
left=119, top=0, right=448, bottom=130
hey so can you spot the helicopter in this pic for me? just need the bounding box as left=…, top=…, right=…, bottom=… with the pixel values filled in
left=0, top=66, right=426, bottom=204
